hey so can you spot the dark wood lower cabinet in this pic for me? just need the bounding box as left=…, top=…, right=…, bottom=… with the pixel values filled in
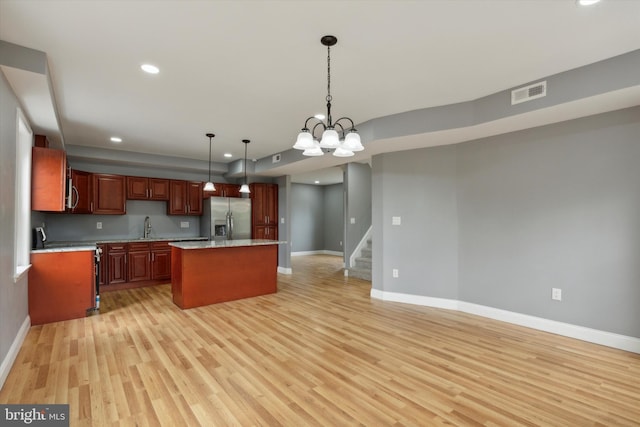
left=151, top=241, right=171, bottom=280
left=253, top=225, right=278, bottom=239
left=102, top=241, right=172, bottom=290
left=128, top=243, right=152, bottom=282
left=107, top=244, right=127, bottom=285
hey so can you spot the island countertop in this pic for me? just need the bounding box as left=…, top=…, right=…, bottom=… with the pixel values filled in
left=169, top=239, right=285, bottom=250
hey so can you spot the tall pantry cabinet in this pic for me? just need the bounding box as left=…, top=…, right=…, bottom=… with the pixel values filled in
left=250, top=183, right=278, bottom=239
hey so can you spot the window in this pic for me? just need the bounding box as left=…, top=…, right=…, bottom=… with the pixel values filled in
left=14, top=108, right=32, bottom=281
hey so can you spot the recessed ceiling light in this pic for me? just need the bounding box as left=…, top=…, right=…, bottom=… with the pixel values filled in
left=141, top=64, right=159, bottom=74
left=110, top=137, right=122, bottom=143
left=314, top=113, right=325, bottom=120
left=223, top=153, right=232, bottom=158
left=314, top=180, right=320, bottom=184
left=577, top=0, right=600, bottom=5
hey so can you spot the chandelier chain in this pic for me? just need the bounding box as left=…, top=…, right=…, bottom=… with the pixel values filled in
left=326, top=45, right=332, bottom=103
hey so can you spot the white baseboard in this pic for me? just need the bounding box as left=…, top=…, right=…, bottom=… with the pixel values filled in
left=370, top=289, right=640, bottom=354
left=291, top=250, right=343, bottom=257
left=0, top=315, right=30, bottom=391
left=277, top=266, right=292, bottom=275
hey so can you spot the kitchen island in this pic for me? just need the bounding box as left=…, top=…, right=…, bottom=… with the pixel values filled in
left=169, top=239, right=284, bottom=309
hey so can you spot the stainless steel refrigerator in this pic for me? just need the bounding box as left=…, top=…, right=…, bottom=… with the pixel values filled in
left=201, top=197, right=252, bottom=241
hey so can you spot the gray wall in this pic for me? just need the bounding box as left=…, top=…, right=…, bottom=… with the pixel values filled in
left=323, top=184, right=344, bottom=252
left=44, top=201, right=200, bottom=242
left=291, top=184, right=325, bottom=252
left=372, top=146, right=459, bottom=298
left=276, top=175, right=291, bottom=270
left=344, top=163, right=372, bottom=263
left=372, top=106, right=640, bottom=338
left=0, top=71, right=30, bottom=386
left=290, top=183, right=344, bottom=253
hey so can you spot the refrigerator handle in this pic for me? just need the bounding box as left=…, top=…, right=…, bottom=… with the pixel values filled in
left=226, top=211, right=232, bottom=240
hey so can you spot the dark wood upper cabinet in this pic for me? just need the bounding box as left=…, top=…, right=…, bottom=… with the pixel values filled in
left=168, top=180, right=202, bottom=215
left=127, top=176, right=169, bottom=201
left=149, top=178, right=170, bottom=200
left=187, top=181, right=203, bottom=215
left=92, top=174, right=126, bottom=214
left=31, top=147, right=67, bottom=212
left=67, top=169, right=93, bottom=214
left=203, top=183, right=241, bottom=199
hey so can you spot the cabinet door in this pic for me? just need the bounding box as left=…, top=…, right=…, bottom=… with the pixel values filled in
left=224, top=184, right=241, bottom=198
left=152, top=250, right=171, bottom=280
left=70, top=170, right=93, bottom=214
left=203, top=182, right=221, bottom=199
left=149, top=178, right=170, bottom=201
left=253, top=226, right=267, bottom=240
left=128, top=250, right=151, bottom=282
left=187, top=181, right=203, bottom=215
left=127, top=176, right=149, bottom=199
left=93, top=174, right=126, bottom=214
left=108, top=251, right=127, bottom=285
left=265, top=184, right=278, bottom=225
left=168, top=180, right=187, bottom=215
left=250, top=183, right=267, bottom=225
left=32, top=147, right=66, bottom=212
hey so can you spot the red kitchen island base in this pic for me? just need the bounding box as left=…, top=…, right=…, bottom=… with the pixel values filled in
left=170, top=240, right=280, bottom=309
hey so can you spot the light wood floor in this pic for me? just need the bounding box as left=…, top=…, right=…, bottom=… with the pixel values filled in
left=2, top=255, right=639, bottom=426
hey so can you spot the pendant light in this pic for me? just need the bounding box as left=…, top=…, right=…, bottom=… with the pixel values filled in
left=293, top=35, right=364, bottom=157
left=203, top=133, right=216, bottom=192
left=239, top=139, right=251, bottom=194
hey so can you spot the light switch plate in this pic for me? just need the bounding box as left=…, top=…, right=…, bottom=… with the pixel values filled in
left=96, top=222, right=102, bottom=229
left=392, top=216, right=401, bottom=225
left=180, top=221, right=189, bottom=228
left=350, top=217, right=356, bottom=224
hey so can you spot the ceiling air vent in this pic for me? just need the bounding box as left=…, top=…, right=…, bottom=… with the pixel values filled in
left=511, top=80, right=547, bottom=105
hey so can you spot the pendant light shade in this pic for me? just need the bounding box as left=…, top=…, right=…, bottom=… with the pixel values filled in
left=293, top=130, right=315, bottom=150
left=319, top=128, right=340, bottom=149
left=205, top=133, right=216, bottom=192
left=239, top=139, right=251, bottom=194
left=292, top=35, right=363, bottom=157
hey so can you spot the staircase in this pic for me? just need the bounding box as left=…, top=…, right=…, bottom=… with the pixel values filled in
left=348, top=239, right=372, bottom=281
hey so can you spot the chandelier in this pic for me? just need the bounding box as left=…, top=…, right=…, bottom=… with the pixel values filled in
left=293, top=35, right=364, bottom=157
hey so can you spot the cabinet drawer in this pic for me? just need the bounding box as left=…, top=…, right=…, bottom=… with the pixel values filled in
left=107, top=243, right=127, bottom=252
left=151, top=241, right=170, bottom=249
left=128, top=242, right=150, bottom=251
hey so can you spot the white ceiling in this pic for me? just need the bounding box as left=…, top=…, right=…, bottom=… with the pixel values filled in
left=1, top=0, right=639, bottom=185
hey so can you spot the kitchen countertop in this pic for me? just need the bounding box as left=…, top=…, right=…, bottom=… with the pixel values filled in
left=32, top=245, right=98, bottom=254
left=169, top=239, right=285, bottom=250
left=34, top=236, right=209, bottom=253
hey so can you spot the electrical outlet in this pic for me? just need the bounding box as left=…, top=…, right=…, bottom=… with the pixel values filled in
left=392, top=269, right=399, bottom=278
left=281, top=217, right=285, bottom=224
left=552, top=288, right=562, bottom=301
left=180, top=221, right=189, bottom=228
left=96, top=222, right=102, bottom=230
left=350, top=217, right=356, bottom=224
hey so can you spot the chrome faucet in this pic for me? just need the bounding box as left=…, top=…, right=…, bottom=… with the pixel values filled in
left=143, top=216, right=152, bottom=239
